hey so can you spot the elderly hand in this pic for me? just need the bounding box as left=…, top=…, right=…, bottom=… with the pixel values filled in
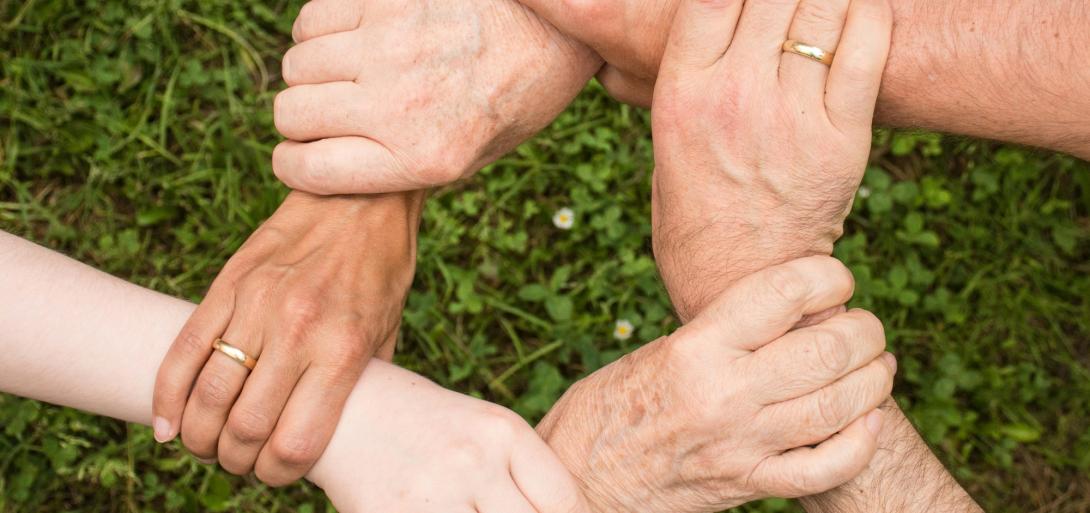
left=309, top=361, right=590, bottom=513
left=649, top=0, right=892, bottom=320
left=152, top=191, right=423, bottom=485
left=537, top=257, right=895, bottom=512
left=518, top=0, right=672, bottom=106
left=271, top=0, right=601, bottom=195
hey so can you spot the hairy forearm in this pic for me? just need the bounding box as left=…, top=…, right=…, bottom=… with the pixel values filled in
left=651, top=207, right=983, bottom=511
left=523, top=0, right=1090, bottom=159
left=880, top=0, right=1090, bottom=159
left=800, top=399, right=981, bottom=513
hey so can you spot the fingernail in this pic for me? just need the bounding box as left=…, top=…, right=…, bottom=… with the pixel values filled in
left=153, top=416, right=174, bottom=443
left=865, top=409, right=885, bottom=435
left=881, top=352, right=898, bottom=374
left=196, top=457, right=216, bottom=465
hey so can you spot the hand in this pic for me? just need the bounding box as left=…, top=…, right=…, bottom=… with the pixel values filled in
left=650, top=0, right=893, bottom=320
left=153, top=191, right=424, bottom=485
left=538, top=256, right=897, bottom=512
left=310, top=361, right=590, bottom=513
left=518, top=0, right=673, bottom=106
left=270, top=0, right=602, bottom=195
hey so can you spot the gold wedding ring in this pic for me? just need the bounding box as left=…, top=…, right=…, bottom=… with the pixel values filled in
left=782, top=40, right=835, bottom=66
left=212, top=339, right=257, bottom=370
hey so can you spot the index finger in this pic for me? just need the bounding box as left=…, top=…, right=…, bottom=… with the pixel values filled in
left=677, top=256, right=855, bottom=353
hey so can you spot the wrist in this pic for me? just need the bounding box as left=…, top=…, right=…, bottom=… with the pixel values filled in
left=652, top=190, right=840, bottom=320
left=800, top=399, right=982, bottom=513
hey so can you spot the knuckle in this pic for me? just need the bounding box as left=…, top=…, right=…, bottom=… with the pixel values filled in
left=268, top=433, right=322, bottom=468
left=795, top=1, right=845, bottom=27
left=195, top=371, right=237, bottom=408
left=850, top=309, right=886, bottom=349
left=476, top=405, right=529, bottom=443
left=226, top=408, right=275, bottom=445
left=809, top=328, right=851, bottom=376
left=763, top=265, right=810, bottom=305
left=784, top=466, right=822, bottom=497
left=813, top=387, right=847, bottom=430
left=175, top=330, right=211, bottom=359
left=872, top=360, right=896, bottom=396
left=862, top=309, right=887, bottom=340
left=180, top=434, right=213, bottom=460
left=329, top=338, right=368, bottom=365
left=297, top=149, right=330, bottom=186
left=278, top=294, right=323, bottom=338
left=418, top=152, right=464, bottom=186
left=442, top=439, right=489, bottom=472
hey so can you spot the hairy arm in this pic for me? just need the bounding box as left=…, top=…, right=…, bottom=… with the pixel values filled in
left=800, top=405, right=980, bottom=513
left=522, top=0, right=1090, bottom=159
left=636, top=0, right=985, bottom=510
left=877, top=0, right=1090, bottom=159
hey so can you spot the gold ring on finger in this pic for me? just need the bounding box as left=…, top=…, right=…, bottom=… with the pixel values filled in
left=212, top=339, right=257, bottom=371
left=782, top=39, right=835, bottom=66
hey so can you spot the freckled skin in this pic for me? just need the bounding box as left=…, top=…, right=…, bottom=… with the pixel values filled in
left=277, top=0, right=602, bottom=190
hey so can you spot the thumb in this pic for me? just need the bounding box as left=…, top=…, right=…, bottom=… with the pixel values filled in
left=675, top=256, right=856, bottom=353
left=662, top=0, right=744, bottom=74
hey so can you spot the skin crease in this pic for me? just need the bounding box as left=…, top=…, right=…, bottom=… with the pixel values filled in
left=223, top=0, right=1081, bottom=507
left=642, top=0, right=985, bottom=511
left=0, top=234, right=889, bottom=512
left=153, top=191, right=426, bottom=486
left=535, top=257, right=897, bottom=512
left=518, top=0, right=1090, bottom=160
left=268, top=1, right=898, bottom=510
left=271, top=0, right=604, bottom=194
left=0, top=231, right=591, bottom=513
left=157, top=0, right=604, bottom=485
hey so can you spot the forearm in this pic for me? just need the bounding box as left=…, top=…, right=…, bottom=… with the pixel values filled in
left=879, top=0, right=1090, bottom=159
left=800, top=399, right=980, bottom=513
left=524, top=0, right=1090, bottom=159
left=0, top=217, right=412, bottom=491
left=652, top=213, right=982, bottom=512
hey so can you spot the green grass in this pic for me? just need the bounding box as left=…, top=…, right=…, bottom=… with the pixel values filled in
left=2, top=1, right=1089, bottom=512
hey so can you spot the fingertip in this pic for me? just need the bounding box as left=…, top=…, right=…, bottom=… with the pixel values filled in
left=881, top=351, right=898, bottom=375
left=153, top=416, right=176, bottom=443
left=271, top=140, right=308, bottom=191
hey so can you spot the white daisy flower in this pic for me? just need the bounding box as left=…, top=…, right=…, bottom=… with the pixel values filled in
left=613, top=319, right=634, bottom=341
left=857, top=186, right=872, bottom=199
left=552, top=207, right=575, bottom=230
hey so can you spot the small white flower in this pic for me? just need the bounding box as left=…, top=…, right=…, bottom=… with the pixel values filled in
left=857, top=186, right=872, bottom=199
left=613, top=319, right=634, bottom=341
left=552, top=207, right=575, bottom=230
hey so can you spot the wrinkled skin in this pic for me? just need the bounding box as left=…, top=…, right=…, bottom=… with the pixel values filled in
left=272, top=0, right=602, bottom=194
left=649, top=0, right=893, bottom=319
left=154, top=191, right=423, bottom=485
left=518, top=0, right=676, bottom=105
left=538, top=257, right=896, bottom=512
